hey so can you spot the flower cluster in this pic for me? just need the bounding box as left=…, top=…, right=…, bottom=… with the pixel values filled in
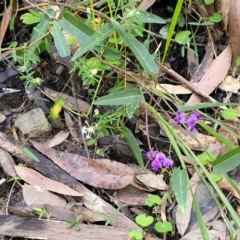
left=174, top=110, right=202, bottom=132
left=147, top=150, right=174, bottom=171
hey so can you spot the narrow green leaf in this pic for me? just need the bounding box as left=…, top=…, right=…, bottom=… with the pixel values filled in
left=72, top=23, right=115, bottom=60
left=138, top=10, right=167, bottom=24
left=178, top=102, right=239, bottom=111
left=52, top=23, right=70, bottom=57
left=213, top=147, right=240, bottom=174
left=172, top=168, right=188, bottom=213
left=59, top=12, right=94, bottom=42
left=162, top=0, right=184, bottom=63
left=112, top=20, right=159, bottom=74
left=123, top=127, right=144, bottom=168
left=94, top=88, right=144, bottom=105
left=22, top=147, right=40, bottom=162
left=126, top=102, right=139, bottom=118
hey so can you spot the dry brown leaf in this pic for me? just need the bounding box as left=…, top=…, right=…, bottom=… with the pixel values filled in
left=46, top=129, right=69, bottom=147
left=23, top=184, right=67, bottom=207
left=186, top=45, right=231, bottom=105
left=0, top=148, right=16, bottom=177
left=215, top=0, right=230, bottom=32
left=218, top=176, right=240, bottom=199
left=187, top=49, right=199, bottom=77
left=15, top=166, right=83, bottom=196
left=176, top=173, right=200, bottom=236
left=218, top=75, right=240, bottom=93
left=0, top=112, right=6, bottom=123
left=30, top=141, right=134, bottom=190
left=42, top=87, right=90, bottom=113
left=136, top=173, right=167, bottom=190
left=0, top=6, right=12, bottom=46
left=138, top=0, right=156, bottom=10
left=117, top=185, right=150, bottom=205
left=180, top=220, right=227, bottom=240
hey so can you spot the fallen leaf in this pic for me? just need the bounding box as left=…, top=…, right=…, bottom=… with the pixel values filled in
left=22, top=184, right=67, bottom=207
left=46, top=129, right=69, bottom=147
left=0, top=112, right=6, bottom=123
left=180, top=220, right=227, bottom=240
left=218, top=176, right=240, bottom=199
left=215, top=0, right=230, bottom=32
left=42, top=87, right=90, bottom=113
left=176, top=173, right=199, bottom=236
left=0, top=148, right=17, bottom=177
left=0, top=6, right=12, bottom=46
left=187, top=49, right=199, bottom=77
left=117, top=185, right=150, bottom=205
left=30, top=141, right=134, bottom=189
left=15, top=166, right=83, bottom=196
left=136, top=173, right=167, bottom=190
left=138, top=0, right=156, bottom=10
left=218, top=75, right=240, bottom=93
left=186, top=45, right=231, bottom=105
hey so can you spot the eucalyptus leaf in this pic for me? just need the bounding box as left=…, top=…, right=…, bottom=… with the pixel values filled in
left=22, top=147, right=40, bottom=162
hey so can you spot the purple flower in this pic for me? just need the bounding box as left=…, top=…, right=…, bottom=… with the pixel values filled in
left=155, top=152, right=166, bottom=163
left=174, top=110, right=186, bottom=124
left=187, top=116, right=197, bottom=132
left=146, top=150, right=158, bottom=160
left=163, top=158, right=174, bottom=168
left=192, top=111, right=202, bottom=121
left=151, top=159, right=162, bottom=171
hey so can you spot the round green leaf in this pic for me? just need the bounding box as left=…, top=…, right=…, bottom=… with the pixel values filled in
left=197, top=151, right=216, bottom=165
left=128, top=230, right=143, bottom=240
left=210, top=173, right=222, bottom=182
left=154, top=221, right=173, bottom=233
left=209, top=13, right=223, bottom=23
left=222, top=108, right=239, bottom=120
left=175, top=30, right=191, bottom=44
left=135, top=214, right=154, bottom=227
left=146, top=194, right=162, bottom=207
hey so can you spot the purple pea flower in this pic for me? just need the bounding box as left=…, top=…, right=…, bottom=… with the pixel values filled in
left=174, top=110, right=186, bottom=124
left=146, top=150, right=158, bottom=160
left=162, top=158, right=174, bottom=168
left=192, top=111, right=202, bottom=121
left=155, top=152, right=167, bottom=163
left=151, top=159, right=163, bottom=171
left=186, top=116, right=197, bottom=132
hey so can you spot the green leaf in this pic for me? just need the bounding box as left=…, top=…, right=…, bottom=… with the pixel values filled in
left=126, top=102, right=139, bottom=119
left=222, top=108, right=239, bottom=120
left=22, top=148, right=40, bottom=162
left=175, top=30, right=191, bottom=45
left=236, top=57, right=240, bottom=66
left=94, top=88, right=144, bottom=105
left=135, top=214, right=154, bottom=227
left=123, top=127, right=144, bottom=168
left=138, top=10, right=166, bottom=24
left=172, top=168, right=188, bottom=213
left=59, top=13, right=94, bottom=42
left=213, top=146, right=240, bottom=174
left=197, top=151, right=215, bottom=165
left=112, top=20, right=159, bottom=74
left=210, top=173, right=222, bottom=182
left=128, top=230, right=143, bottom=240
left=146, top=194, right=162, bottom=207
left=20, top=12, right=42, bottom=25
left=209, top=13, right=223, bottom=23
left=72, top=23, right=115, bottom=60
left=154, top=221, right=172, bottom=233
left=178, top=102, right=240, bottom=111
left=52, top=23, right=70, bottom=57
left=204, top=0, right=214, bottom=4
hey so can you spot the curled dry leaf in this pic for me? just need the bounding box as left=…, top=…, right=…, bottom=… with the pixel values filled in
left=136, top=173, right=167, bottom=190
left=218, top=75, right=240, bottom=93
left=0, top=5, right=12, bottom=46
left=30, top=141, right=134, bottom=190
left=46, top=129, right=69, bottom=148
left=218, top=176, right=240, bottom=199
left=0, top=148, right=17, bottom=177
left=15, top=166, right=83, bottom=196
left=42, top=87, right=90, bottom=113
left=186, top=45, right=231, bottom=106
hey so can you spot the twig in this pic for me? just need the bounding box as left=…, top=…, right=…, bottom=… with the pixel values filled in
left=160, top=64, right=218, bottom=103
